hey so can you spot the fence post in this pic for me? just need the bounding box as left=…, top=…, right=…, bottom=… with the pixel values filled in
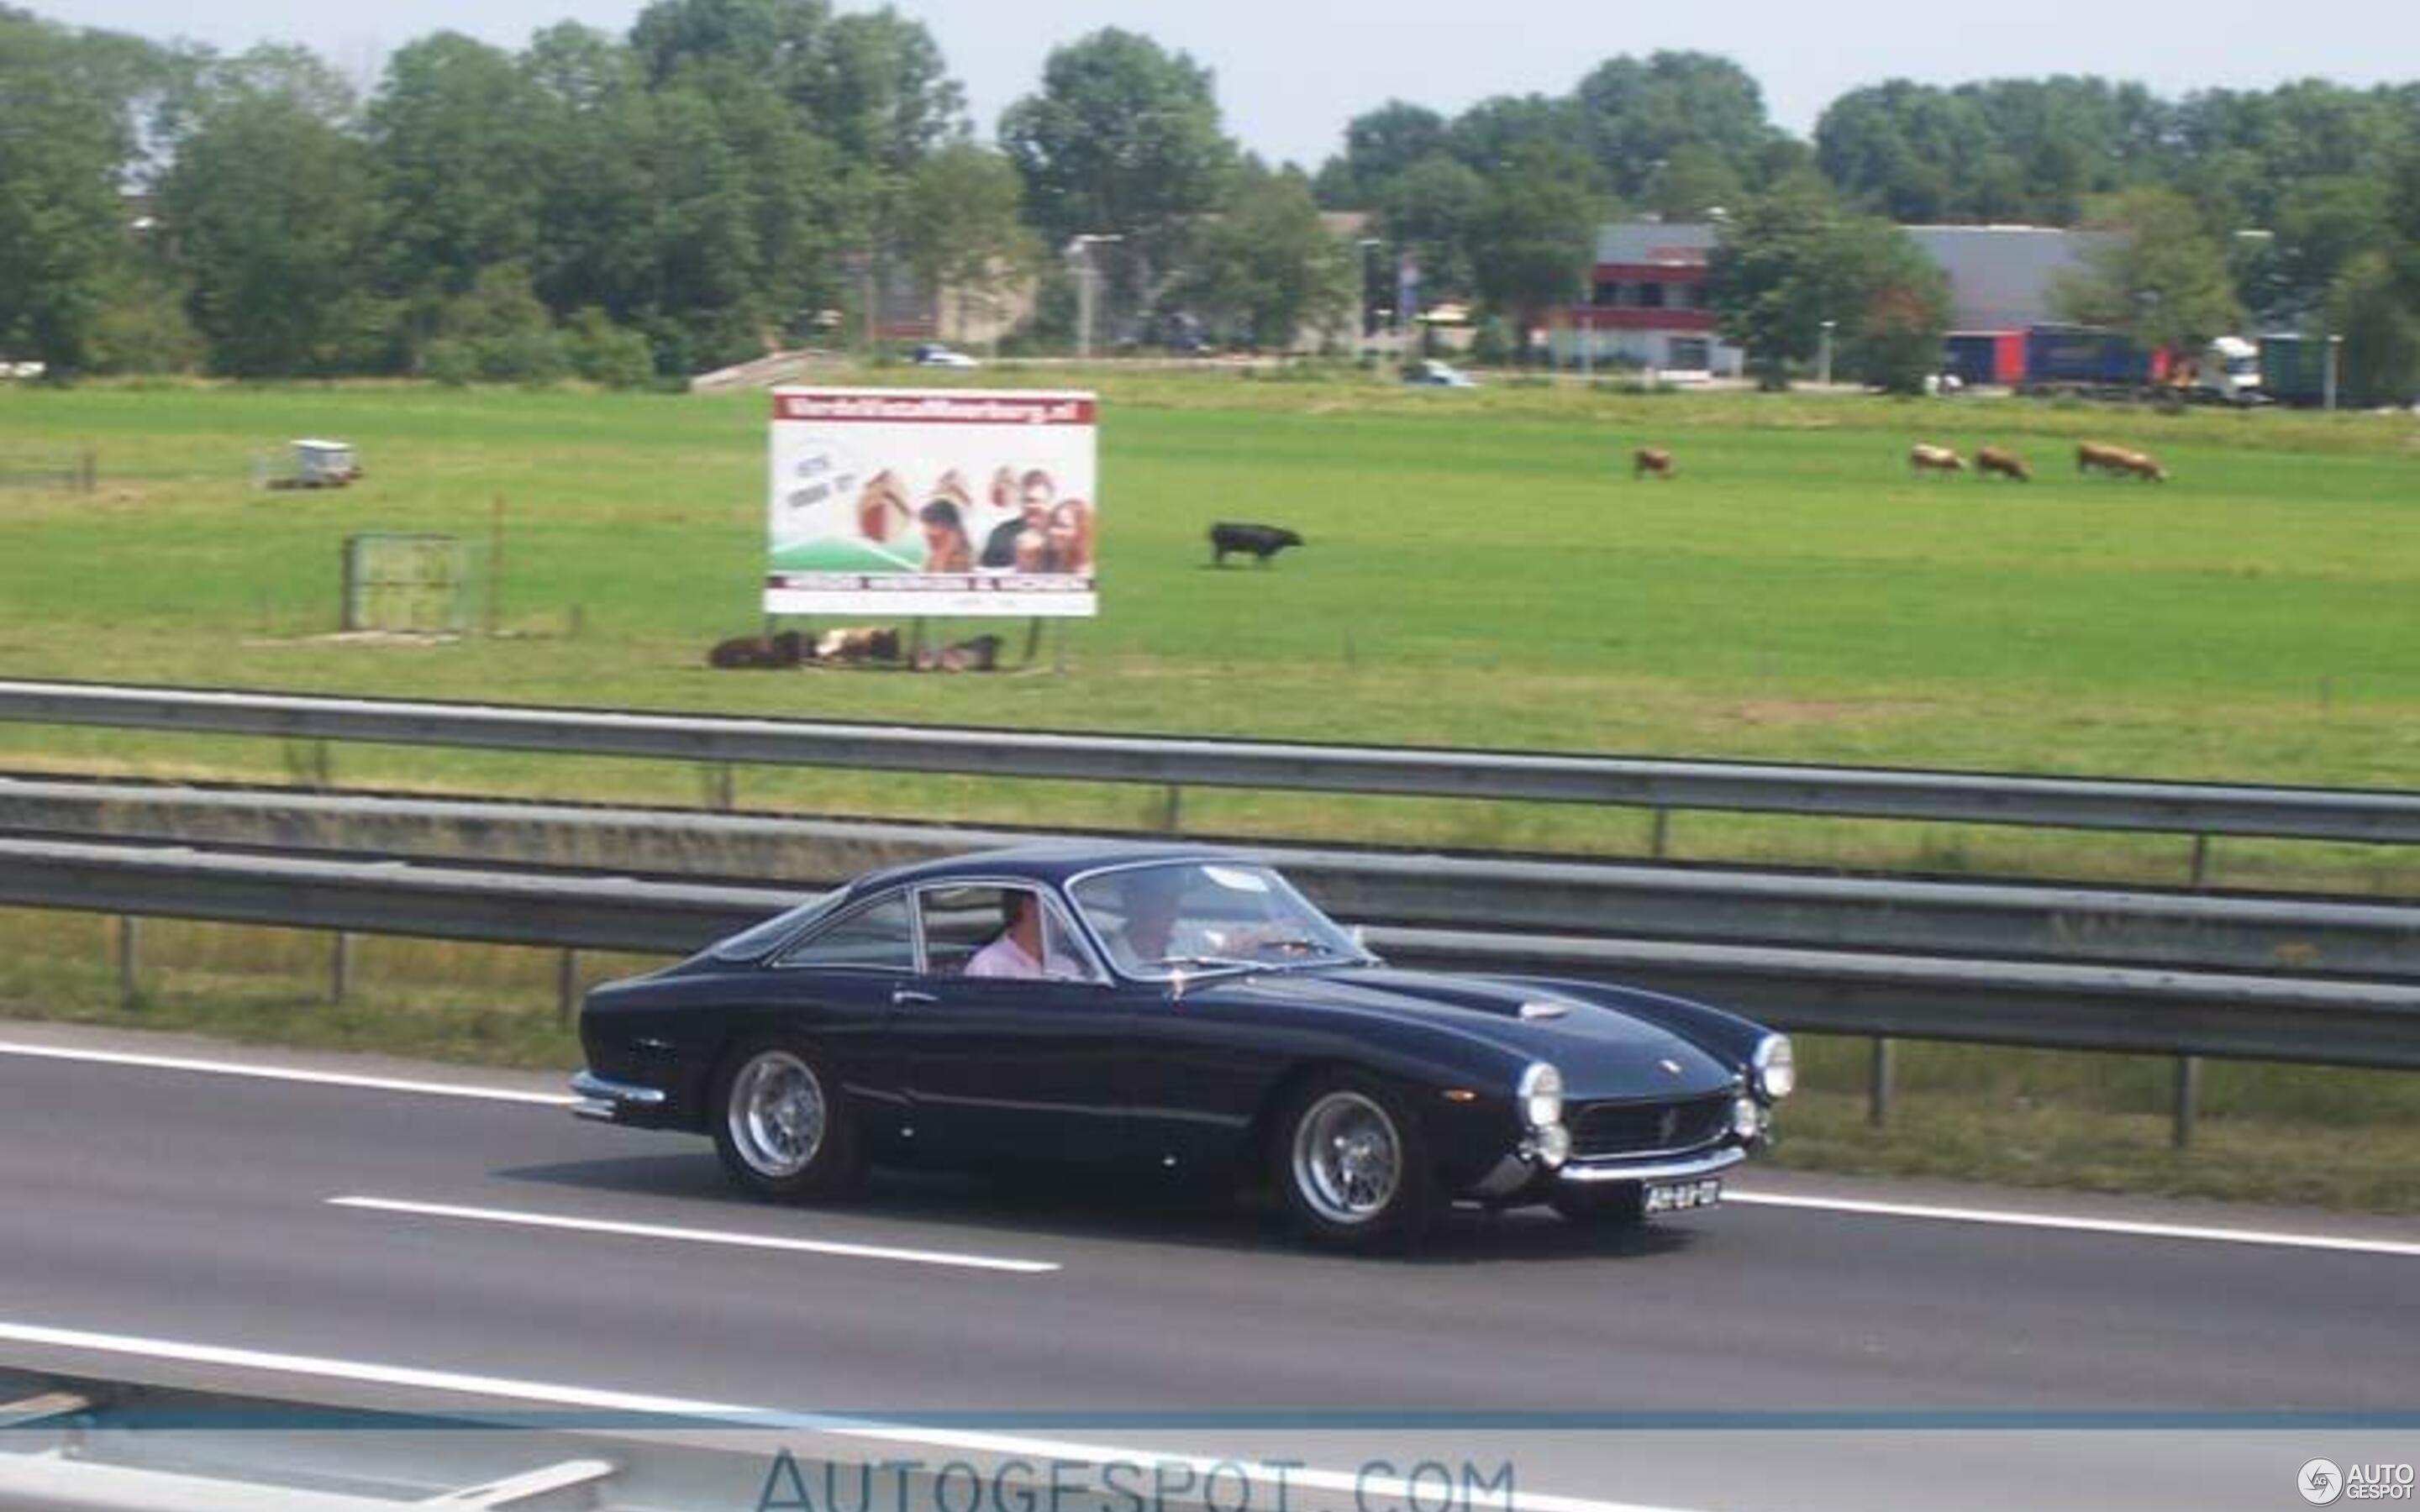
left=556, top=949, right=581, bottom=1029
left=1868, top=1036, right=1895, bottom=1128
left=2189, top=835, right=2212, bottom=889
left=117, top=916, right=140, bottom=1005
left=79, top=449, right=97, bottom=495
left=330, top=932, right=355, bottom=1004
left=710, top=764, right=735, bottom=812
left=1649, top=808, right=1671, bottom=860
left=2172, top=1055, right=2202, bottom=1148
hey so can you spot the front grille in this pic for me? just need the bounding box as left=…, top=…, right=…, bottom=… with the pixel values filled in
left=1568, top=1094, right=1731, bottom=1159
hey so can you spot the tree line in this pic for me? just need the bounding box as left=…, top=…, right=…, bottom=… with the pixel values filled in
left=3, top=2, right=2417, bottom=399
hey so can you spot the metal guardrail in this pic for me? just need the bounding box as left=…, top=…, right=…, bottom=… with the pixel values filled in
left=3, top=777, right=2417, bottom=981
left=3, top=679, right=2420, bottom=843
left=3, top=834, right=2417, bottom=1069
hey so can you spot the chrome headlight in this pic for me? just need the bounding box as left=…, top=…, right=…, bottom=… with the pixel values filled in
left=1731, top=1095, right=1761, bottom=1141
left=1753, top=1034, right=1796, bottom=1101
left=1518, top=1062, right=1565, bottom=1129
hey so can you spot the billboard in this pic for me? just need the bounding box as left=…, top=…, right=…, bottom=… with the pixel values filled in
left=765, top=387, right=1097, bottom=618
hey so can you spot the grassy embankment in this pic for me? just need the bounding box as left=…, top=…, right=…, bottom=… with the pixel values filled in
left=1, top=370, right=2416, bottom=1209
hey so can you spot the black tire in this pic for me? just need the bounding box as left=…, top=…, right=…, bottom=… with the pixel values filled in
left=1550, top=1185, right=1647, bottom=1229
left=1270, top=1071, right=1434, bottom=1251
left=709, top=1037, right=863, bottom=1202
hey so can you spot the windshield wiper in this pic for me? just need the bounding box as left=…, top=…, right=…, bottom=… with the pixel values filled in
left=1150, top=953, right=1261, bottom=974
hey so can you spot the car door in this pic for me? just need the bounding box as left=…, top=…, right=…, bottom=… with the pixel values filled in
left=889, top=883, right=1133, bottom=1167
left=761, top=890, right=921, bottom=1158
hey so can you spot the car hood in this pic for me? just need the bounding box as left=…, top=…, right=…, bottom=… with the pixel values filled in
left=1186, top=967, right=1739, bottom=1100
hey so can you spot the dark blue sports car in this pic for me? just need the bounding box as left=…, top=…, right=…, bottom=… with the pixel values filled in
left=571, top=843, right=1794, bottom=1248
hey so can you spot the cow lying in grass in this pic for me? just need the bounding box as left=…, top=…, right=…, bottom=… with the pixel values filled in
left=1910, top=443, right=1965, bottom=475
left=1210, top=522, right=1304, bottom=566
left=2078, top=442, right=2168, bottom=481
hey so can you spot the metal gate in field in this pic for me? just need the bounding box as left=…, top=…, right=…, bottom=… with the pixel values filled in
left=340, top=533, right=471, bottom=633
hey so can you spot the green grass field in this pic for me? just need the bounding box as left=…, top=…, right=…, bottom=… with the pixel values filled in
left=3, top=368, right=2416, bottom=879
left=2, top=369, right=2418, bottom=1210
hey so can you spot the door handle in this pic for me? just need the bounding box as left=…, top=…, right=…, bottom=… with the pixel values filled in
left=891, top=987, right=937, bottom=1006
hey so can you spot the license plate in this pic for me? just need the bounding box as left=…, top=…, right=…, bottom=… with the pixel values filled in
left=1643, top=1178, right=1723, bottom=1215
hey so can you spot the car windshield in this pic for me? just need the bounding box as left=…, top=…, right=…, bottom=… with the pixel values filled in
left=1068, top=861, right=1367, bottom=979
left=707, top=890, right=841, bottom=962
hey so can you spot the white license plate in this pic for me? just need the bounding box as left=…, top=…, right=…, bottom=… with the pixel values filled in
left=1643, top=1178, right=1723, bottom=1215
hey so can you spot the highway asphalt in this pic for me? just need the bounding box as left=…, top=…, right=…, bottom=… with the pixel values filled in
left=1, top=1021, right=2416, bottom=1512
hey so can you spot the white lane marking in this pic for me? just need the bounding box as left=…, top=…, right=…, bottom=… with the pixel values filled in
left=0, top=1320, right=1707, bottom=1512
left=0, top=1041, right=574, bottom=1106
left=1727, top=1190, right=2420, bottom=1259
left=329, top=1196, right=1059, bottom=1276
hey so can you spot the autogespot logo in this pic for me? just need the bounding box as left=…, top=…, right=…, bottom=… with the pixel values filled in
left=2303, top=1459, right=2420, bottom=1504
left=2306, top=1461, right=2345, bottom=1505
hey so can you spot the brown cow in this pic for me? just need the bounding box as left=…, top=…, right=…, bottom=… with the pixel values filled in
left=2078, top=441, right=2166, bottom=481
left=1909, top=443, right=1965, bottom=475
left=1976, top=445, right=2030, bottom=481
left=1633, top=446, right=1676, bottom=480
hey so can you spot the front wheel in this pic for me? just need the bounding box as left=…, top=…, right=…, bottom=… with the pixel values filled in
left=710, top=1038, right=862, bottom=1202
left=1272, top=1073, right=1433, bottom=1250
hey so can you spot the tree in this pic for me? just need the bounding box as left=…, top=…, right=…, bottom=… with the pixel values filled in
left=520, top=24, right=659, bottom=324
left=1376, top=154, right=1486, bottom=304
left=1314, top=101, right=1448, bottom=208
left=898, top=143, right=1039, bottom=343
left=2326, top=253, right=2420, bottom=406
left=1465, top=140, right=1604, bottom=351
left=1572, top=51, right=1776, bottom=202
left=367, top=34, right=551, bottom=323
left=1706, top=181, right=1946, bottom=390
left=1179, top=160, right=1351, bottom=350
left=0, top=13, right=149, bottom=372
left=1446, top=92, right=1593, bottom=183
left=2052, top=187, right=2244, bottom=351
left=999, top=27, right=1234, bottom=270
left=159, top=48, right=386, bottom=376
left=2265, top=176, right=2391, bottom=322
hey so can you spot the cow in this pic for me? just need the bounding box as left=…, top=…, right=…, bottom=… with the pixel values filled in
left=1976, top=445, right=2031, bottom=482
left=2078, top=442, right=2167, bottom=481
left=1909, top=444, right=1966, bottom=475
left=708, top=630, right=807, bottom=669
left=1633, top=446, right=1676, bottom=480
left=1210, top=522, right=1304, bottom=566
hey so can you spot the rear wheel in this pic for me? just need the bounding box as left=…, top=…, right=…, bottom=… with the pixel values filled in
left=710, top=1038, right=861, bottom=1202
left=1272, top=1073, right=1433, bottom=1250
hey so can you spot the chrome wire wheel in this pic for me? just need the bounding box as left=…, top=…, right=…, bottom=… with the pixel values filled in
left=1289, top=1089, right=1402, bottom=1226
left=726, top=1049, right=826, bottom=1179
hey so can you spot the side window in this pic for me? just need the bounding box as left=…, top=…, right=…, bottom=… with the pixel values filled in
left=919, top=886, right=1014, bottom=978
left=776, top=895, right=915, bottom=972
left=919, top=885, right=1103, bottom=982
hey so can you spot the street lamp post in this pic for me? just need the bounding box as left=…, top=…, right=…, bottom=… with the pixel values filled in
left=1818, top=319, right=1836, bottom=388
left=2325, top=333, right=2343, bottom=412
left=1069, top=234, right=1122, bottom=360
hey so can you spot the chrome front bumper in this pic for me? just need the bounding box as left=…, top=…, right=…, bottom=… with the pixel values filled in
left=570, top=1068, right=670, bottom=1125
left=1557, top=1143, right=1748, bottom=1186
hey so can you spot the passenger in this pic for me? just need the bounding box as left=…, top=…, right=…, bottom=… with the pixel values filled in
left=966, top=891, right=1082, bottom=979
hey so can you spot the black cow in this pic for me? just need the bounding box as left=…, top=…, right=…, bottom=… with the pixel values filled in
left=1209, top=522, right=1304, bottom=567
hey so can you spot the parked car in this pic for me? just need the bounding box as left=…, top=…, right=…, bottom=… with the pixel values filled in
left=912, top=343, right=980, bottom=369
left=1404, top=359, right=1478, bottom=389
left=571, top=844, right=1793, bottom=1248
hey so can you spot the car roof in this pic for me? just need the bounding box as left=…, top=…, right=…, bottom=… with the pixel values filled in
left=846, top=840, right=1245, bottom=897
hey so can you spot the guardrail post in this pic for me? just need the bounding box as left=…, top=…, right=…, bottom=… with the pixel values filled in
left=1649, top=808, right=1671, bottom=860
left=330, top=932, right=355, bottom=1004
left=710, top=763, right=735, bottom=812
left=1160, top=785, right=1183, bottom=833
left=556, top=949, right=581, bottom=1029
left=1868, top=1037, right=1895, bottom=1127
left=2190, top=835, right=2212, bottom=889
left=2172, top=1055, right=2202, bottom=1148
left=117, top=916, right=140, bottom=1005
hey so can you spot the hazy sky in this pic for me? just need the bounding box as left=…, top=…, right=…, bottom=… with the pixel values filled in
left=44, top=0, right=2420, bottom=167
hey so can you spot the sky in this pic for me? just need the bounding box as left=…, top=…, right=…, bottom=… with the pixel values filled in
left=45, top=0, right=2420, bottom=168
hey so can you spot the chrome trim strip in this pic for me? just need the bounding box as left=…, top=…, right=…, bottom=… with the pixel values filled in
left=1557, top=1145, right=1747, bottom=1186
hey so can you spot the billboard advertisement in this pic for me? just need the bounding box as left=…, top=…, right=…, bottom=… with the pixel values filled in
left=765, top=387, right=1097, bottom=618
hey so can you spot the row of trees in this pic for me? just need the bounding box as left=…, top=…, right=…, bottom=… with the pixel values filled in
left=4, top=0, right=2419, bottom=398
